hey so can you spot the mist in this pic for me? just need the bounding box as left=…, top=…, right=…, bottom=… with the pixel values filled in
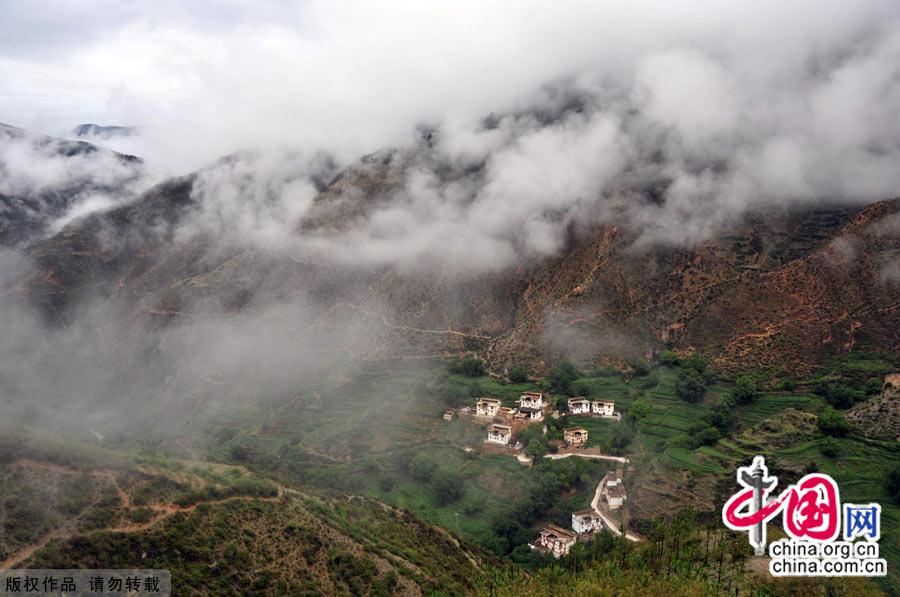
left=1, top=0, right=899, bottom=449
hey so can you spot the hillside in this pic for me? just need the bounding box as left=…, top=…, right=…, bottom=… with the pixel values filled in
left=0, top=123, right=143, bottom=247
left=11, top=143, right=899, bottom=379
left=0, top=430, right=489, bottom=595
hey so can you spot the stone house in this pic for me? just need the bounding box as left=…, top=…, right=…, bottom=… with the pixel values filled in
left=486, top=423, right=512, bottom=445
left=563, top=427, right=588, bottom=447
left=530, top=524, right=577, bottom=558
left=571, top=509, right=603, bottom=534
left=591, top=400, right=615, bottom=417
left=568, top=398, right=591, bottom=414
left=476, top=397, right=502, bottom=417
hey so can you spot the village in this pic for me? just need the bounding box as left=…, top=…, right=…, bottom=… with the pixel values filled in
left=443, top=390, right=636, bottom=557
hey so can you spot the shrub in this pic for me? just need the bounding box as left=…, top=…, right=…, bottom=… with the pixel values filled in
left=675, top=369, right=706, bottom=403
left=733, top=375, right=758, bottom=404
left=708, top=396, right=736, bottom=431
left=431, top=468, right=465, bottom=505
left=508, top=365, right=528, bottom=384
left=659, top=350, right=680, bottom=367
left=572, top=382, right=591, bottom=397
left=820, top=437, right=840, bottom=458
left=864, top=377, right=883, bottom=396
left=628, top=357, right=651, bottom=377
left=817, top=406, right=850, bottom=437
left=449, top=356, right=485, bottom=377
left=549, top=361, right=582, bottom=394
left=408, top=453, right=438, bottom=481
left=886, top=466, right=900, bottom=505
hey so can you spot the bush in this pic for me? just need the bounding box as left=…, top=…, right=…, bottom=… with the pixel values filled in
left=780, top=378, right=798, bottom=391
left=508, top=365, right=528, bottom=384
left=864, top=377, right=883, bottom=396
left=695, top=426, right=721, bottom=446
left=817, top=406, right=850, bottom=437
left=431, top=468, right=465, bottom=505
left=675, top=369, right=706, bottom=403
left=449, top=356, right=485, bottom=377
left=820, top=437, right=840, bottom=458
left=572, top=382, right=591, bottom=397
left=886, top=466, right=900, bottom=505
left=708, top=396, right=736, bottom=431
left=549, top=361, right=582, bottom=394
left=733, top=375, right=758, bottom=404
left=628, top=357, right=651, bottom=377
left=408, top=453, right=439, bottom=481
left=659, top=350, right=680, bottom=367
left=611, top=425, right=634, bottom=451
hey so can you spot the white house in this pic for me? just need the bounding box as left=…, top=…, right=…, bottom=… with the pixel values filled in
left=518, top=406, right=543, bottom=421
left=603, top=470, right=626, bottom=509
left=519, top=391, right=544, bottom=410
left=530, top=524, right=577, bottom=558
left=475, top=397, right=502, bottom=417
left=486, top=423, right=512, bottom=445
left=591, top=400, right=615, bottom=417
left=571, top=509, right=603, bottom=534
left=568, top=398, right=590, bottom=414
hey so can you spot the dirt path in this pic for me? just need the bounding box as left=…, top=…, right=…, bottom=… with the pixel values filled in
left=543, top=452, right=629, bottom=463
left=1, top=459, right=295, bottom=569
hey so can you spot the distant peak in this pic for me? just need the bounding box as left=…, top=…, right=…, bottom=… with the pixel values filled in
left=72, top=123, right=138, bottom=139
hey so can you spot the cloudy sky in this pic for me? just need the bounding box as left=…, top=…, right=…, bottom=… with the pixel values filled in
left=2, top=0, right=900, bottom=265
left=2, top=0, right=898, bottom=172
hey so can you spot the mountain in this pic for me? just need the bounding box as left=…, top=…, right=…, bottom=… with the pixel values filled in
left=71, top=123, right=138, bottom=139
left=0, top=123, right=143, bottom=247
left=12, top=144, right=899, bottom=380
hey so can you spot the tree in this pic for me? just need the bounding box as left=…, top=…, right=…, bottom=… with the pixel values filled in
left=817, top=406, right=850, bottom=437
left=549, top=361, right=582, bottom=394
left=708, top=396, right=736, bottom=431
left=820, top=437, right=840, bottom=458
left=508, top=365, right=528, bottom=384
left=431, top=468, right=464, bottom=505
left=659, top=350, right=680, bottom=367
left=629, top=400, right=651, bottom=423
left=408, top=452, right=438, bottom=481
left=886, top=466, right=900, bottom=505
left=611, top=425, right=634, bottom=451
left=733, top=375, right=757, bottom=404
left=450, top=356, right=485, bottom=377
left=676, top=369, right=706, bottom=403
left=572, top=382, right=592, bottom=397
left=628, top=357, right=651, bottom=377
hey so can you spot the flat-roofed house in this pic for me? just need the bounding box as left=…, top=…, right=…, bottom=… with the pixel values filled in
left=563, top=427, right=588, bottom=447
left=518, top=406, right=543, bottom=421
left=568, top=398, right=590, bottom=414
left=497, top=406, right=516, bottom=420
left=519, top=391, right=544, bottom=410
left=571, top=509, right=603, bottom=534
left=591, top=400, right=615, bottom=417
left=442, top=409, right=454, bottom=421
left=486, top=423, right=512, bottom=445
left=476, top=397, right=502, bottom=417
left=530, top=524, right=577, bottom=558
left=602, top=470, right=626, bottom=509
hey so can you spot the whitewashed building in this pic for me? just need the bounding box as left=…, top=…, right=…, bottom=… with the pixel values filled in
left=519, top=391, right=544, bottom=410
left=571, top=509, right=603, bottom=534
left=603, top=470, right=627, bottom=509
left=568, top=398, right=590, bottom=414
left=486, top=423, right=512, bottom=445
left=591, top=400, right=615, bottom=417
left=475, top=397, right=502, bottom=417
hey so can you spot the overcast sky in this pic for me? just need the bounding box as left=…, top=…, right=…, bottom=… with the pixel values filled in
left=2, top=0, right=899, bottom=173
